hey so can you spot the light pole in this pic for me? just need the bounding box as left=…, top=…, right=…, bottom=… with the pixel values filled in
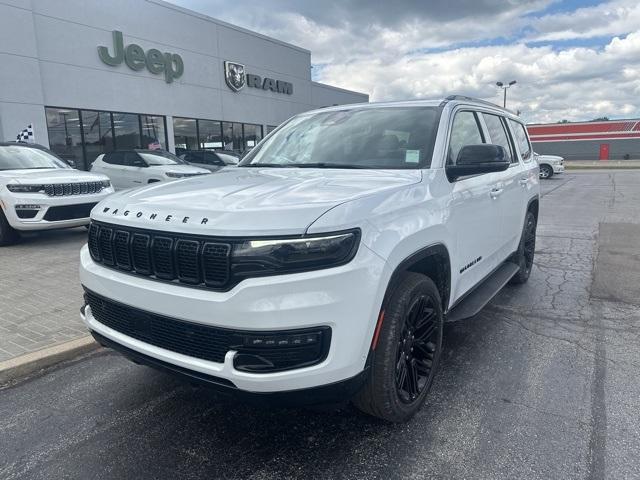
left=496, top=80, right=516, bottom=108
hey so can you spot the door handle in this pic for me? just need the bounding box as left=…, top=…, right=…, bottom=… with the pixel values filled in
left=518, top=177, right=528, bottom=186
left=490, top=188, right=503, bottom=199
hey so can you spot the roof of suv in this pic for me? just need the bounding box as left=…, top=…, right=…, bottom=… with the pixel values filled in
left=309, top=95, right=518, bottom=117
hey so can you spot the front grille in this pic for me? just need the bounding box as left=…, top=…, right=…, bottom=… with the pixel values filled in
left=88, top=221, right=231, bottom=290
left=43, top=202, right=97, bottom=221
left=84, top=289, right=330, bottom=371
left=44, top=181, right=105, bottom=197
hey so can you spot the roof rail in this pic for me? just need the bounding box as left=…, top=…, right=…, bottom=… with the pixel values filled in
left=443, top=95, right=504, bottom=109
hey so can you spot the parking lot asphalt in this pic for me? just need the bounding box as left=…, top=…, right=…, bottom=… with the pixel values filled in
left=1, top=171, right=639, bottom=480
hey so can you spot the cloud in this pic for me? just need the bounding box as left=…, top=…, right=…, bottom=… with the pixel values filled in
left=528, top=0, right=640, bottom=42
left=168, top=0, right=640, bottom=122
left=316, top=31, right=640, bottom=122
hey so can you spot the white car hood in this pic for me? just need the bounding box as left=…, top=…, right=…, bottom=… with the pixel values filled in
left=92, top=167, right=422, bottom=236
left=536, top=154, right=563, bottom=163
left=0, top=168, right=109, bottom=183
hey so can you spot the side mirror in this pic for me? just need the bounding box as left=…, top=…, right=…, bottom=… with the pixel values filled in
left=446, top=144, right=510, bottom=181
left=67, top=159, right=76, bottom=168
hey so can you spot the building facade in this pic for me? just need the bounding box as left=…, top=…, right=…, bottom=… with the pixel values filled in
left=0, top=0, right=368, bottom=170
left=528, top=119, right=640, bottom=161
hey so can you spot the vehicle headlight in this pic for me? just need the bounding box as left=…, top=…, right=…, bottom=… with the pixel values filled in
left=100, top=179, right=111, bottom=189
left=232, top=230, right=360, bottom=278
left=6, top=184, right=45, bottom=193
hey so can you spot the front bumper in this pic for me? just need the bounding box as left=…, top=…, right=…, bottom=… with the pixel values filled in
left=552, top=163, right=565, bottom=174
left=1, top=189, right=114, bottom=231
left=79, top=243, right=388, bottom=393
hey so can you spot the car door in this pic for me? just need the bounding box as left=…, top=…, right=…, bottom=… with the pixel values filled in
left=100, top=152, right=127, bottom=189
left=481, top=113, right=525, bottom=259
left=447, top=110, right=504, bottom=299
left=123, top=152, right=147, bottom=188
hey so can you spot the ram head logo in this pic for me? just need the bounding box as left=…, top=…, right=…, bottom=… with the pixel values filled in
left=224, top=61, right=246, bottom=92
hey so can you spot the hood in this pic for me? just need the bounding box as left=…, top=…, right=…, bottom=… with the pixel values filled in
left=536, top=154, right=563, bottom=163
left=92, top=167, right=422, bottom=236
left=0, top=168, right=109, bottom=183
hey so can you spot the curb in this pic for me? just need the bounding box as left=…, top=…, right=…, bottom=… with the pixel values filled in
left=0, top=336, right=100, bottom=385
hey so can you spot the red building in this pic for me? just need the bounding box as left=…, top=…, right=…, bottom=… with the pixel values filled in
left=527, top=119, right=640, bottom=161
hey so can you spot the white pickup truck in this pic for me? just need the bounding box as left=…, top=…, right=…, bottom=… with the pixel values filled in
left=79, top=96, right=540, bottom=422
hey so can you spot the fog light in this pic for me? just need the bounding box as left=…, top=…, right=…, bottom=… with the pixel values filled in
left=232, top=328, right=331, bottom=373
left=243, top=333, right=321, bottom=348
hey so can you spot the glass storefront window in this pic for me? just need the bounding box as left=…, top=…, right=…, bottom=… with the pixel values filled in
left=173, top=117, right=198, bottom=154
left=242, top=123, right=263, bottom=150
left=81, top=110, right=114, bottom=169
left=45, top=108, right=84, bottom=169
left=266, top=125, right=278, bottom=134
left=112, top=113, right=141, bottom=150
left=141, top=115, right=167, bottom=150
left=198, top=120, right=223, bottom=150
left=46, top=106, right=168, bottom=170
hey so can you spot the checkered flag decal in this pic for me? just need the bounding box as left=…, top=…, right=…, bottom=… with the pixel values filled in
left=17, top=124, right=35, bottom=143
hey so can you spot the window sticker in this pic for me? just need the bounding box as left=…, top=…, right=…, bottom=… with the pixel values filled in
left=405, top=149, right=420, bottom=164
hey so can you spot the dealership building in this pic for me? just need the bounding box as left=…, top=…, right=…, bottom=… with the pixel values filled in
left=528, top=119, right=640, bottom=161
left=0, top=0, right=368, bottom=170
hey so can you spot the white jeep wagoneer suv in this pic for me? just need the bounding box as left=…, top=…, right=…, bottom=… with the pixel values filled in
left=80, top=96, right=540, bottom=422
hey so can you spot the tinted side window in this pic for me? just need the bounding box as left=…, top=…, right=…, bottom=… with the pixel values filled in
left=448, top=111, right=484, bottom=165
left=124, top=152, right=144, bottom=167
left=104, top=152, right=124, bottom=165
left=204, top=152, right=226, bottom=166
left=508, top=119, right=532, bottom=161
left=482, top=114, right=515, bottom=163
left=184, top=152, right=203, bottom=163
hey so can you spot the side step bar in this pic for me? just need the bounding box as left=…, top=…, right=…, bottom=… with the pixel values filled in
left=446, top=262, right=520, bottom=322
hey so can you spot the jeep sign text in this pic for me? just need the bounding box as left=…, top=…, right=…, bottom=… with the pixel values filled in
left=98, top=31, right=184, bottom=83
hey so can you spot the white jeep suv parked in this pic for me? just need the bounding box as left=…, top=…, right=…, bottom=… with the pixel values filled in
left=91, top=149, right=209, bottom=190
left=80, top=97, right=540, bottom=422
left=0, top=142, right=113, bottom=246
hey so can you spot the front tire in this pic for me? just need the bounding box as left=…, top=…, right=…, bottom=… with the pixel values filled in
left=510, top=211, right=537, bottom=284
left=0, top=209, right=19, bottom=246
left=539, top=164, right=553, bottom=179
left=354, top=273, right=443, bottom=423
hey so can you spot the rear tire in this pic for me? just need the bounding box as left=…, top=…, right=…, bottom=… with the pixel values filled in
left=353, top=273, right=443, bottom=423
left=510, top=211, right=536, bottom=284
left=539, top=164, right=553, bottom=179
left=0, top=209, right=19, bottom=246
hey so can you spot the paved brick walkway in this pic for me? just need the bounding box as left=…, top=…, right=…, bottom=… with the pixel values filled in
left=0, top=228, right=88, bottom=362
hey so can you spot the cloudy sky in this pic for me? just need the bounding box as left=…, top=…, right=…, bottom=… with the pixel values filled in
left=167, top=0, right=640, bottom=123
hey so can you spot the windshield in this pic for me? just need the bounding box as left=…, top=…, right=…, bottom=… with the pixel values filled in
left=240, top=107, right=440, bottom=169
left=138, top=150, right=186, bottom=166
left=0, top=145, right=70, bottom=171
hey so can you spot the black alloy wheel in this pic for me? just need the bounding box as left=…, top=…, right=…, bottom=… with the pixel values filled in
left=395, top=294, right=439, bottom=403
left=353, top=273, right=443, bottom=422
left=510, top=211, right=537, bottom=284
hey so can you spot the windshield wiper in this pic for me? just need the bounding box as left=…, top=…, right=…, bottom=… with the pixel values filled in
left=241, top=162, right=368, bottom=169
left=291, top=163, right=368, bottom=169
left=240, top=163, right=298, bottom=168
